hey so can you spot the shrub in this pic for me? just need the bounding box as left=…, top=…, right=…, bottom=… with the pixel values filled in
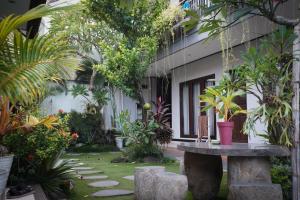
left=124, top=144, right=163, bottom=162
left=3, top=113, right=74, bottom=198
left=271, top=157, right=292, bottom=200
left=67, top=111, right=114, bottom=145
left=4, top=115, right=71, bottom=163
left=117, top=110, right=164, bottom=162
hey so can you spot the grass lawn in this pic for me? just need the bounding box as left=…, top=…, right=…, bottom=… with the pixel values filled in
left=64, top=152, right=228, bottom=200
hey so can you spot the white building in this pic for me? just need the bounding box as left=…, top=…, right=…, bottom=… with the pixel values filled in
left=36, top=0, right=300, bottom=144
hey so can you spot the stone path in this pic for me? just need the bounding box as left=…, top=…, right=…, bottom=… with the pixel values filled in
left=66, top=163, right=85, bottom=167
left=80, top=175, right=108, bottom=180
left=66, top=153, right=81, bottom=156
left=91, top=189, right=133, bottom=197
left=123, top=175, right=134, bottom=181
left=72, top=167, right=94, bottom=170
left=78, top=170, right=103, bottom=175
left=67, top=155, right=133, bottom=198
left=88, top=180, right=119, bottom=188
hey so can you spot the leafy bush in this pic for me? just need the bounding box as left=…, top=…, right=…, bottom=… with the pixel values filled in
left=117, top=110, right=164, bottom=162
left=67, top=111, right=114, bottom=145
left=124, top=144, right=163, bottom=162
left=69, top=144, right=118, bottom=153
left=117, top=110, right=158, bottom=146
left=4, top=114, right=71, bottom=163
left=3, top=113, right=74, bottom=199
left=271, top=157, right=292, bottom=200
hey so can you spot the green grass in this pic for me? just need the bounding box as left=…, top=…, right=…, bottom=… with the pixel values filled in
left=64, top=152, right=228, bottom=200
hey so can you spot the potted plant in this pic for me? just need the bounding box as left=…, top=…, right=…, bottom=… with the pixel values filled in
left=116, top=110, right=131, bottom=149
left=200, top=86, right=246, bottom=145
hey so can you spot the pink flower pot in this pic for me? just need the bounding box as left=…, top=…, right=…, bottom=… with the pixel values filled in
left=217, top=121, right=234, bottom=145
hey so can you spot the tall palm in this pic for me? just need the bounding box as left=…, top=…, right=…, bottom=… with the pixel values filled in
left=0, top=4, right=79, bottom=104
left=0, top=5, right=79, bottom=137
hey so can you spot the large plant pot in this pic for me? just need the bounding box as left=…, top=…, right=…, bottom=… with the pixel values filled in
left=0, top=155, right=14, bottom=198
left=217, top=122, right=234, bottom=145
left=116, top=137, right=124, bottom=149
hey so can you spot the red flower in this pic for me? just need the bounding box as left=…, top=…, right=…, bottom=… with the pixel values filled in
left=27, top=154, right=34, bottom=161
left=58, top=109, right=64, bottom=113
left=71, top=133, right=79, bottom=140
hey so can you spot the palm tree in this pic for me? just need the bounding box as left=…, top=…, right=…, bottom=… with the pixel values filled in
left=0, top=4, right=79, bottom=137
left=0, top=4, right=79, bottom=104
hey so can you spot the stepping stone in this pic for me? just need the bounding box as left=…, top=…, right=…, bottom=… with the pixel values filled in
left=69, top=159, right=80, bottom=161
left=67, top=153, right=81, bottom=156
left=72, top=167, right=93, bottom=170
left=78, top=170, right=103, bottom=175
left=66, top=162, right=85, bottom=167
left=88, top=153, right=98, bottom=155
left=66, top=161, right=77, bottom=164
left=88, top=180, right=119, bottom=188
left=123, top=175, right=134, bottom=181
left=91, top=189, right=133, bottom=197
left=80, top=175, right=108, bottom=180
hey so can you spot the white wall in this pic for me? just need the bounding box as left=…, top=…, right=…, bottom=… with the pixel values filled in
left=41, top=81, right=92, bottom=115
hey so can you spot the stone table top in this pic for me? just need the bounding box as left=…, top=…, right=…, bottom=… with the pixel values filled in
left=177, top=142, right=290, bottom=157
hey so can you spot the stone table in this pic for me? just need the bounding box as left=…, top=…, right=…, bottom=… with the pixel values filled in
left=177, top=142, right=290, bottom=200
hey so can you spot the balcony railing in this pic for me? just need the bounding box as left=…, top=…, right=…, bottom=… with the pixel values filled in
left=179, top=0, right=212, bottom=15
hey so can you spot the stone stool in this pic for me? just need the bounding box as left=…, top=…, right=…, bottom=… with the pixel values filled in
left=227, top=157, right=283, bottom=200
left=154, top=172, right=188, bottom=200
left=134, top=166, right=165, bottom=200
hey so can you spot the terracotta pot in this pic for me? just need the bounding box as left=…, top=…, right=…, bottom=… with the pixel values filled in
left=217, top=121, right=234, bottom=145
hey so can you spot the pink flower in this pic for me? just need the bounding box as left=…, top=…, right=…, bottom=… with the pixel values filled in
left=58, top=109, right=64, bottom=113
left=71, top=133, right=79, bottom=140
left=27, top=154, right=34, bottom=161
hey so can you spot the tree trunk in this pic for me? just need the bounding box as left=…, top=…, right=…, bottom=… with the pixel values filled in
left=136, top=86, right=146, bottom=122
left=89, top=68, right=97, bottom=92
left=292, top=23, right=300, bottom=200
left=109, top=85, right=117, bottom=128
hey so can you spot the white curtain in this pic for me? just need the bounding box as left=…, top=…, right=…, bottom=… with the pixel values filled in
left=193, top=83, right=200, bottom=135
left=183, top=85, right=190, bottom=135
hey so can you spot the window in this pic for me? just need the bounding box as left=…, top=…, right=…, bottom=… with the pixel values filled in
left=180, top=74, right=215, bottom=138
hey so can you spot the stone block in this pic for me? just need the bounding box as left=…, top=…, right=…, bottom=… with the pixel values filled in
left=134, top=166, right=165, bottom=200
left=154, top=172, right=188, bottom=200
left=228, top=184, right=283, bottom=200
left=228, top=156, right=271, bottom=185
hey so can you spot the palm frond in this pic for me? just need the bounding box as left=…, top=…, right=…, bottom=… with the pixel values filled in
left=0, top=4, right=73, bottom=44
left=0, top=31, right=79, bottom=103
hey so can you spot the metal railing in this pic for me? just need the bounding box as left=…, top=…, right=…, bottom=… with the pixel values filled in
left=179, top=0, right=212, bottom=15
